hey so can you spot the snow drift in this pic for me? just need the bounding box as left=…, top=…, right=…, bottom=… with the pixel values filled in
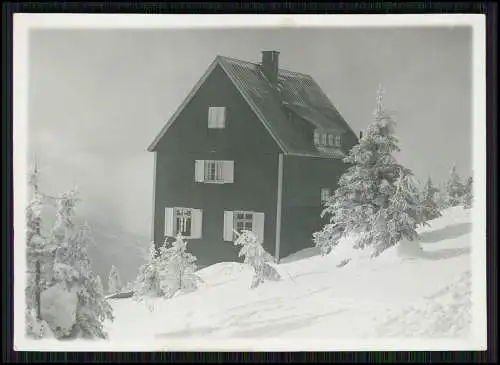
left=101, top=206, right=478, bottom=350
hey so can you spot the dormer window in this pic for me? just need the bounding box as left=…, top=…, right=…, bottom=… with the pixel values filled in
left=314, top=129, right=342, bottom=148
left=314, top=131, right=320, bottom=145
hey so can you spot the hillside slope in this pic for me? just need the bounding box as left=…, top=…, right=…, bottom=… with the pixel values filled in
left=105, top=207, right=483, bottom=349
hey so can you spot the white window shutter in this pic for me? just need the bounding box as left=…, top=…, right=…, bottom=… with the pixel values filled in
left=191, top=209, right=203, bottom=239
left=164, top=207, right=174, bottom=237
left=222, top=161, right=234, bottom=183
left=194, top=160, right=205, bottom=182
left=223, top=211, right=234, bottom=241
left=253, top=212, right=265, bottom=243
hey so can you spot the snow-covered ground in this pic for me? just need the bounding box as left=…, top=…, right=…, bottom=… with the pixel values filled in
left=19, top=207, right=484, bottom=351
left=100, top=207, right=485, bottom=350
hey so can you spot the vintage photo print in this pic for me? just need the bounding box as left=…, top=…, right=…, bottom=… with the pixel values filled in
left=13, top=14, right=486, bottom=351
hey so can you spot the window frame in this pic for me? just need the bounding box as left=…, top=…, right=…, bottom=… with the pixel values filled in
left=204, top=160, right=224, bottom=183
left=208, top=106, right=226, bottom=129
left=335, top=135, right=342, bottom=148
left=314, top=130, right=320, bottom=145
left=321, top=188, right=331, bottom=204
left=233, top=210, right=254, bottom=240
left=328, top=134, right=334, bottom=147
left=195, top=160, right=234, bottom=184
left=321, top=133, right=327, bottom=146
left=165, top=206, right=203, bottom=239
left=174, top=207, right=193, bottom=237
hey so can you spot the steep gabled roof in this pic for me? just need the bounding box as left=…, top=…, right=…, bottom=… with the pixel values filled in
left=147, top=55, right=357, bottom=157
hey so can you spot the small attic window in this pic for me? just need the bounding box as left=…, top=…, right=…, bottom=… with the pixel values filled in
left=208, top=106, right=226, bottom=129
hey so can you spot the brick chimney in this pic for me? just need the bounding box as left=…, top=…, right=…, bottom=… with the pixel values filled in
left=261, top=50, right=280, bottom=86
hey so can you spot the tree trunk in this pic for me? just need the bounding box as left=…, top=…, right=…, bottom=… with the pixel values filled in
left=35, top=260, right=41, bottom=320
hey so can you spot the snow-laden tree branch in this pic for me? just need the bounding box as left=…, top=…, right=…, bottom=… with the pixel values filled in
left=233, top=230, right=281, bottom=289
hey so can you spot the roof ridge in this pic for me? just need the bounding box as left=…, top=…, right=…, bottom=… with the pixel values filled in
left=217, top=55, right=312, bottom=78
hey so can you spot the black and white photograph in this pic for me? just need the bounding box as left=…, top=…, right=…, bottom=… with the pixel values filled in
left=13, top=14, right=487, bottom=351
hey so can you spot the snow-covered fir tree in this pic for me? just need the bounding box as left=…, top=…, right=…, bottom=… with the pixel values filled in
left=445, top=164, right=465, bottom=207
left=50, top=190, right=113, bottom=339
left=419, top=176, right=442, bottom=224
left=378, top=170, right=421, bottom=256
left=134, top=236, right=201, bottom=300
left=160, top=234, right=200, bottom=298
left=462, top=176, right=473, bottom=209
left=434, top=181, right=451, bottom=210
left=107, top=265, right=122, bottom=294
left=313, top=85, right=417, bottom=257
left=25, top=161, right=54, bottom=338
left=234, top=230, right=281, bottom=289
left=134, top=242, right=166, bottom=299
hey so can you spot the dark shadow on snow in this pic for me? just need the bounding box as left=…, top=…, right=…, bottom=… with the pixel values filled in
left=229, top=308, right=349, bottom=338
left=420, top=247, right=471, bottom=260
left=155, top=326, right=218, bottom=338
left=279, top=247, right=321, bottom=264
left=419, top=222, right=472, bottom=244
left=106, top=291, right=134, bottom=300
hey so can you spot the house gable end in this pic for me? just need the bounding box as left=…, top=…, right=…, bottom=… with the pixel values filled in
left=147, top=57, right=287, bottom=153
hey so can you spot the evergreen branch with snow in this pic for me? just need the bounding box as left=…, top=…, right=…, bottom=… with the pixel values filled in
left=233, top=230, right=281, bottom=289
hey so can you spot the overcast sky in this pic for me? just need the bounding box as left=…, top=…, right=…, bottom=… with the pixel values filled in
left=28, top=26, right=473, bottom=237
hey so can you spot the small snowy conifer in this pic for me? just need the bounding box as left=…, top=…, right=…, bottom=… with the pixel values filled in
left=445, top=164, right=465, bottom=207
left=134, top=242, right=165, bottom=299
left=462, top=176, right=473, bottom=209
left=419, top=176, right=442, bottom=224
left=434, top=181, right=451, bottom=210
left=160, top=234, right=200, bottom=298
left=313, top=85, right=414, bottom=257
left=25, top=161, right=55, bottom=338
left=234, top=230, right=281, bottom=289
left=107, top=265, right=122, bottom=294
left=50, top=190, right=113, bottom=339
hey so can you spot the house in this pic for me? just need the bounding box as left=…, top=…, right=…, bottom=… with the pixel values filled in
left=147, top=50, right=359, bottom=268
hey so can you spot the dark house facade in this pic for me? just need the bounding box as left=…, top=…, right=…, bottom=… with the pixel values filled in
left=147, top=51, right=358, bottom=268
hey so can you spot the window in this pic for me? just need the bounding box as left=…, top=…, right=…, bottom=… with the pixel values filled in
left=335, top=135, right=341, bottom=148
left=321, top=188, right=331, bottom=203
left=314, top=131, right=320, bottom=145
left=328, top=134, right=334, bottom=147
left=195, top=160, right=234, bottom=183
left=321, top=133, right=327, bottom=146
left=204, top=160, right=223, bottom=182
left=234, top=212, right=254, bottom=239
left=164, top=207, right=203, bottom=239
left=223, top=210, right=265, bottom=243
left=208, top=107, right=226, bottom=129
left=175, top=208, right=192, bottom=237
left=314, top=129, right=342, bottom=149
